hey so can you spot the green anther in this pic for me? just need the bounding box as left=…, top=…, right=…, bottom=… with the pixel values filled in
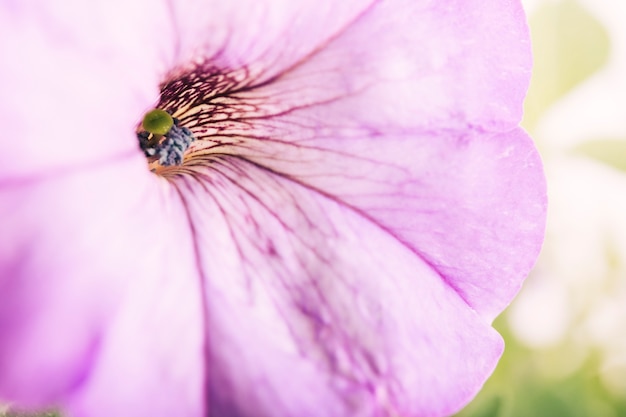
left=142, top=109, right=174, bottom=136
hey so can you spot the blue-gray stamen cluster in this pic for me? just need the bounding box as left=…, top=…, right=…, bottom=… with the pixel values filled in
left=137, top=118, right=196, bottom=166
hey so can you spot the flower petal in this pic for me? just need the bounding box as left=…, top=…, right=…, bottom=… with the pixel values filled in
left=0, top=1, right=545, bottom=416
left=0, top=0, right=175, bottom=178
left=0, top=158, right=205, bottom=416
left=223, top=126, right=545, bottom=322
left=180, top=0, right=544, bottom=322
left=167, top=0, right=377, bottom=82
left=173, top=157, right=505, bottom=417
left=172, top=0, right=531, bottom=130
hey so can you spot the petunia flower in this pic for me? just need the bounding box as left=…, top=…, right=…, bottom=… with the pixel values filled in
left=0, top=0, right=546, bottom=416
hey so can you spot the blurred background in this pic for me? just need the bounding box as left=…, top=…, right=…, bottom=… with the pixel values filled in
left=456, top=0, right=626, bottom=415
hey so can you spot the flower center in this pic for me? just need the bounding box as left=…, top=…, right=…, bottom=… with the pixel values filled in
left=135, top=64, right=254, bottom=173
left=137, top=109, right=197, bottom=167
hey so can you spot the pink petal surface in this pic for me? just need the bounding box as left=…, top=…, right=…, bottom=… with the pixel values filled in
left=165, top=0, right=377, bottom=79
left=260, top=0, right=531, bottom=130
left=224, top=127, right=544, bottom=322
left=173, top=157, right=503, bottom=417
left=0, top=0, right=170, bottom=177
left=0, top=158, right=205, bottom=414
left=187, top=0, right=544, bottom=321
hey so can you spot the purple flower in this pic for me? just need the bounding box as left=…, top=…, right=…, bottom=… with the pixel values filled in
left=0, top=1, right=546, bottom=416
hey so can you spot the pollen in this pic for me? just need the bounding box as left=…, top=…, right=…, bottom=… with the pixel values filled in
left=137, top=111, right=196, bottom=167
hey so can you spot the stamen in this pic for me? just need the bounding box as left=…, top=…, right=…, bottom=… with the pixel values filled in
left=137, top=114, right=196, bottom=167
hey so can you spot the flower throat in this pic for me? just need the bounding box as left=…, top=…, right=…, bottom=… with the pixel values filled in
left=135, top=64, right=263, bottom=172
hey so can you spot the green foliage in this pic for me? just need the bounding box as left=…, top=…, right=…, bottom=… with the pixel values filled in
left=574, top=139, right=626, bottom=172
left=454, top=319, right=626, bottom=417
